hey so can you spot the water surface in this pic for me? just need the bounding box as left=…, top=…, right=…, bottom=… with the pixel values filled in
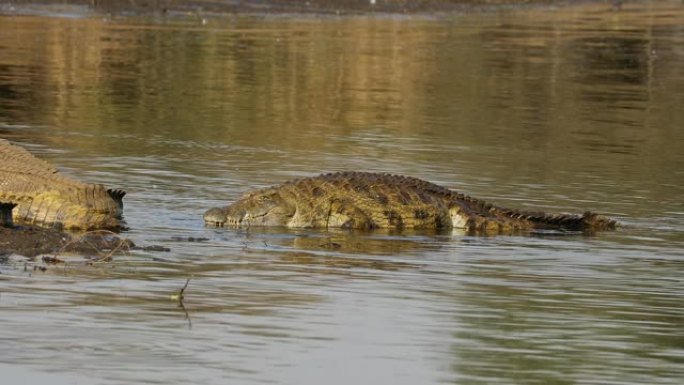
left=1, top=2, right=683, bottom=384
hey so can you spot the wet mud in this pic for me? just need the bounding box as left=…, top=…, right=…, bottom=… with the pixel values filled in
left=0, top=226, right=134, bottom=258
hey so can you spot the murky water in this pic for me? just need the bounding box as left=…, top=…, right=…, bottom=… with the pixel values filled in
left=1, top=1, right=683, bottom=384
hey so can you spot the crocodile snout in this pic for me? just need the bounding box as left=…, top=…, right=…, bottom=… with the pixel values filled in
left=203, top=207, right=228, bottom=227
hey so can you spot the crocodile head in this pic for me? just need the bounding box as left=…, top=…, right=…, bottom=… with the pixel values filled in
left=204, top=187, right=296, bottom=227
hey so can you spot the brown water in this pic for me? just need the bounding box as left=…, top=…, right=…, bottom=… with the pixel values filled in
left=1, top=2, right=683, bottom=384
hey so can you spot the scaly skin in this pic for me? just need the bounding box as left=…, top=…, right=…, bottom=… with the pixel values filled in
left=204, top=172, right=617, bottom=234
left=0, top=139, right=126, bottom=230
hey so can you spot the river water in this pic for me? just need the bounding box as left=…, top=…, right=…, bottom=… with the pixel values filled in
left=1, top=1, right=683, bottom=384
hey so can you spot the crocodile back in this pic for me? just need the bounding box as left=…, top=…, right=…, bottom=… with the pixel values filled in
left=272, top=172, right=459, bottom=229
left=0, top=139, right=125, bottom=230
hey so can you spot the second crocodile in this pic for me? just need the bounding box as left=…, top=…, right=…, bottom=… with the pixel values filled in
left=0, top=139, right=126, bottom=230
left=203, top=172, right=617, bottom=234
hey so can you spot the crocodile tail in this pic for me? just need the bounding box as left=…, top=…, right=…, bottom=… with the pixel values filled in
left=578, top=211, right=617, bottom=231
left=451, top=192, right=617, bottom=233
left=69, top=185, right=124, bottom=214
left=512, top=211, right=617, bottom=232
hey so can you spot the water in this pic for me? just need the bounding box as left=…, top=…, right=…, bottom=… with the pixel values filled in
left=1, top=1, right=683, bottom=384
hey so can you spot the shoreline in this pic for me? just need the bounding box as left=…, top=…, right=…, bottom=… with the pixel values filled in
left=1, top=0, right=621, bottom=18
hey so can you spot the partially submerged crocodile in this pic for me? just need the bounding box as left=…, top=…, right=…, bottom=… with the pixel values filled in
left=204, top=172, right=616, bottom=234
left=0, top=139, right=126, bottom=230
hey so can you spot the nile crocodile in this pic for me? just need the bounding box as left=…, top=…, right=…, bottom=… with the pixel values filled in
left=0, top=139, right=125, bottom=230
left=203, top=172, right=616, bottom=234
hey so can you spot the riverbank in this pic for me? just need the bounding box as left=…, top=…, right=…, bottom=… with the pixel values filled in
left=1, top=0, right=620, bottom=17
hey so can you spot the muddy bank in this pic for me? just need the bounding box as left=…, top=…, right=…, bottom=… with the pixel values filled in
left=0, top=226, right=134, bottom=258
left=1, top=0, right=617, bottom=16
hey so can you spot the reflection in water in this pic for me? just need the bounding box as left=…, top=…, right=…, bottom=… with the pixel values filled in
left=2, top=2, right=680, bottom=200
left=577, top=37, right=651, bottom=86
left=1, top=1, right=683, bottom=385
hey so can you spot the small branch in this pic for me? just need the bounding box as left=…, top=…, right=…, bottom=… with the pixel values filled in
left=179, top=277, right=191, bottom=301
left=170, top=277, right=191, bottom=302
left=53, top=230, right=131, bottom=263
left=170, top=277, right=193, bottom=329
left=178, top=299, right=192, bottom=330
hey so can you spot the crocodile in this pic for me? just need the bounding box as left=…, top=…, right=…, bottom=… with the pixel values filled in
left=0, top=139, right=126, bottom=230
left=203, top=172, right=616, bottom=234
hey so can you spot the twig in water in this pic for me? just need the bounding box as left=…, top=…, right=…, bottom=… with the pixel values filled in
left=170, top=277, right=193, bottom=329
left=170, top=277, right=191, bottom=302
left=178, top=299, right=192, bottom=329
left=53, top=230, right=132, bottom=263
